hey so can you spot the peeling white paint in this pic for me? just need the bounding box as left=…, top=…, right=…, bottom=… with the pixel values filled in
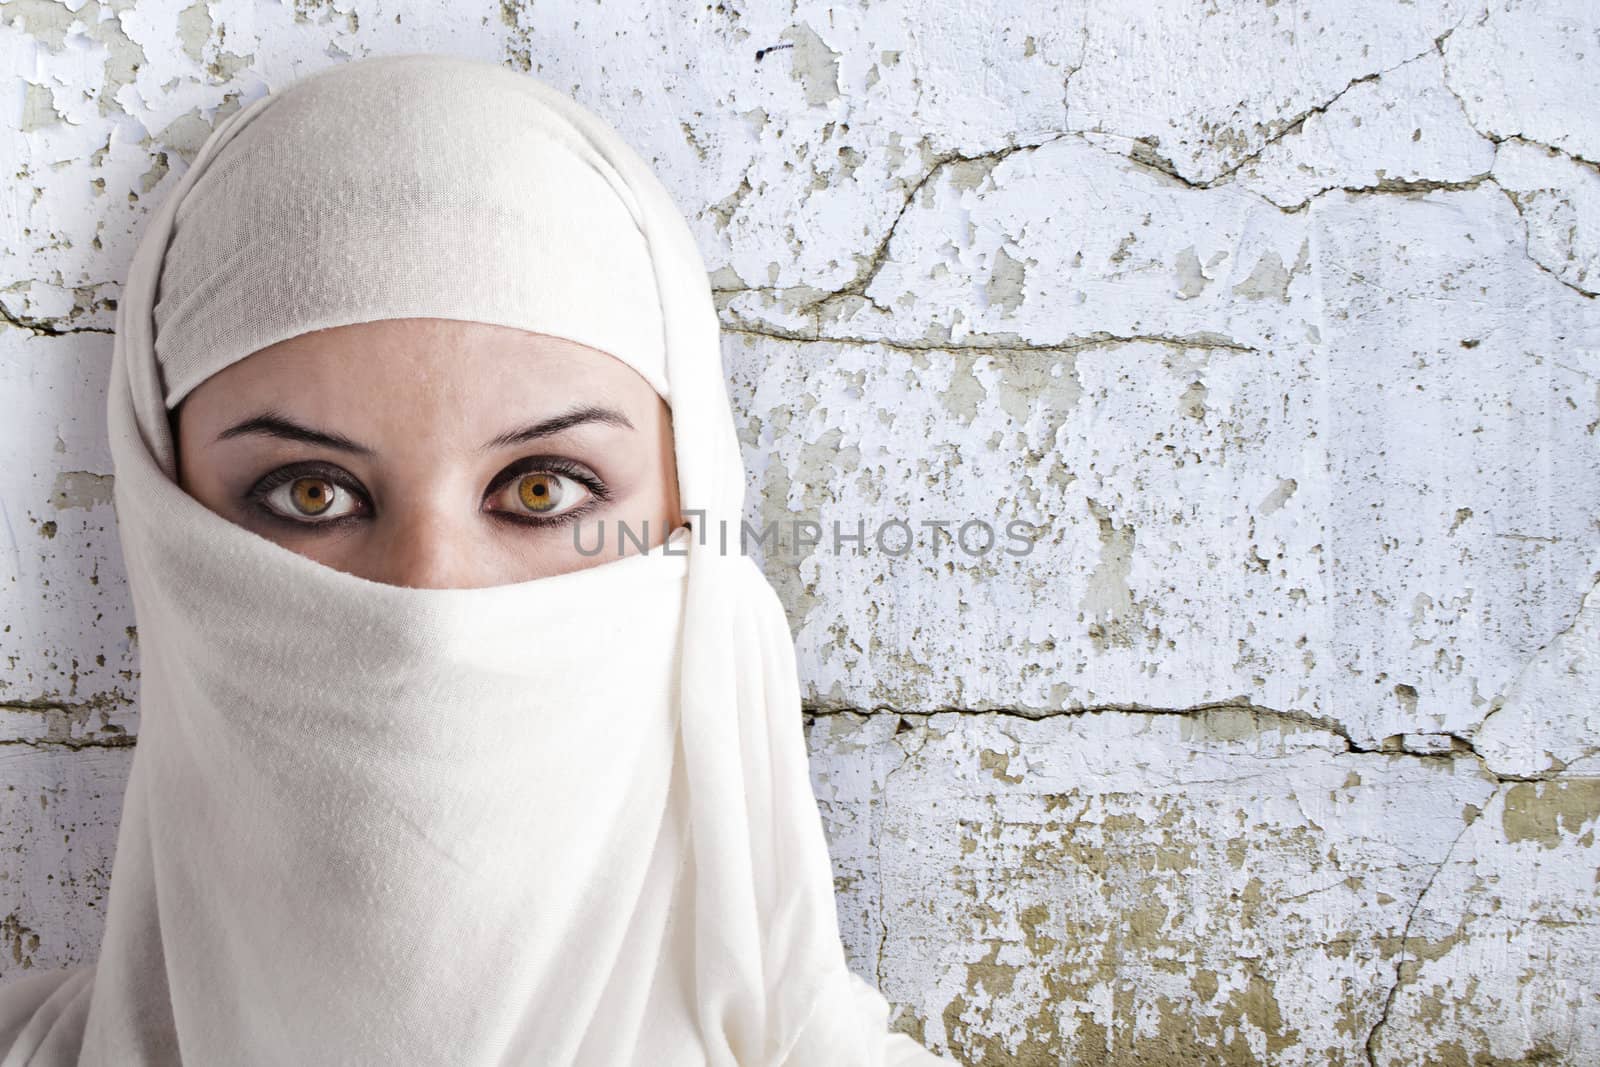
left=2, top=0, right=1597, bottom=1062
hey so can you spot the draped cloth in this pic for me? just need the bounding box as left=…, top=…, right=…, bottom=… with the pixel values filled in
left=0, top=53, right=952, bottom=1066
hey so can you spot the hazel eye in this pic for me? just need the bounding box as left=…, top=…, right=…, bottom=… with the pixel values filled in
left=262, top=475, right=363, bottom=523
left=489, top=470, right=592, bottom=520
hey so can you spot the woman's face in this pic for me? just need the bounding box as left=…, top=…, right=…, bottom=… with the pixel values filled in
left=173, top=317, right=682, bottom=589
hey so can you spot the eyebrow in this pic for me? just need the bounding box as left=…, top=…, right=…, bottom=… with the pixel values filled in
left=214, top=404, right=635, bottom=455
left=479, top=404, right=635, bottom=451
left=215, top=411, right=373, bottom=454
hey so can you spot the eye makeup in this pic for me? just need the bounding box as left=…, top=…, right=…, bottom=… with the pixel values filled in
left=245, top=460, right=369, bottom=531
left=241, top=454, right=613, bottom=532
left=481, top=454, right=612, bottom=529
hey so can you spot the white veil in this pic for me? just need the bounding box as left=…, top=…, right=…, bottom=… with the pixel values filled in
left=0, top=54, right=951, bottom=1066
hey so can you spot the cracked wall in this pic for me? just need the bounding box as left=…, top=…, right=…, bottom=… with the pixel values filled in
left=3, top=0, right=1598, bottom=1063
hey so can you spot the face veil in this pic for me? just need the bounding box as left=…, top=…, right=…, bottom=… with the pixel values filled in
left=0, top=53, right=953, bottom=1066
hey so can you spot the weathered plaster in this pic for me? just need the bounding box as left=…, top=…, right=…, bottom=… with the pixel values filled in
left=2, top=0, right=1597, bottom=1062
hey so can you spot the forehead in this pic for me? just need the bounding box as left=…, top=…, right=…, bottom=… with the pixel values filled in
left=167, top=316, right=656, bottom=451
left=191, top=318, right=655, bottom=412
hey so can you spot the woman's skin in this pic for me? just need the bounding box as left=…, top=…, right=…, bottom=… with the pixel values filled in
left=172, top=316, right=684, bottom=589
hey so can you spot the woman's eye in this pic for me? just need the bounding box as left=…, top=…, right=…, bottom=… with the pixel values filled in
left=488, top=469, right=593, bottom=520
left=260, top=475, right=364, bottom=523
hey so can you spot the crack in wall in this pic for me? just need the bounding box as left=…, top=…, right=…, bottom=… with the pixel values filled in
left=1491, top=132, right=1600, bottom=177
left=1437, top=5, right=1600, bottom=177
left=1259, top=7, right=1480, bottom=187
left=0, top=735, right=133, bottom=749
left=0, top=696, right=136, bottom=749
left=718, top=321, right=1259, bottom=355
left=1259, top=171, right=1497, bottom=213
left=1, top=696, right=131, bottom=715
left=777, top=132, right=1074, bottom=324
left=1490, top=176, right=1600, bottom=300
left=1105, top=10, right=1480, bottom=193
left=1361, top=780, right=1497, bottom=1067
left=1474, top=576, right=1600, bottom=747
left=802, top=699, right=1574, bottom=784
left=871, top=737, right=914, bottom=991
left=0, top=296, right=114, bottom=337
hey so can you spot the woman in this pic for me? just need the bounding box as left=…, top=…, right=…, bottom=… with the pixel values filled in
left=0, top=53, right=953, bottom=1065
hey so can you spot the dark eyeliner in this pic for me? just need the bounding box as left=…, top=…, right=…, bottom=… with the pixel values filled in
left=484, top=455, right=611, bottom=528
left=244, top=461, right=370, bottom=529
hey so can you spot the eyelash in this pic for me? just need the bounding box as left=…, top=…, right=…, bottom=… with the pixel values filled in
left=244, top=456, right=611, bottom=532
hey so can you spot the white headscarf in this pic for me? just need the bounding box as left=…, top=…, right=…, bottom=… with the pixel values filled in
left=0, top=53, right=951, bottom=1066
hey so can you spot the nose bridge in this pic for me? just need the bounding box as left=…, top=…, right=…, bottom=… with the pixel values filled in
left=372, top=495, right=482, bottom=590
